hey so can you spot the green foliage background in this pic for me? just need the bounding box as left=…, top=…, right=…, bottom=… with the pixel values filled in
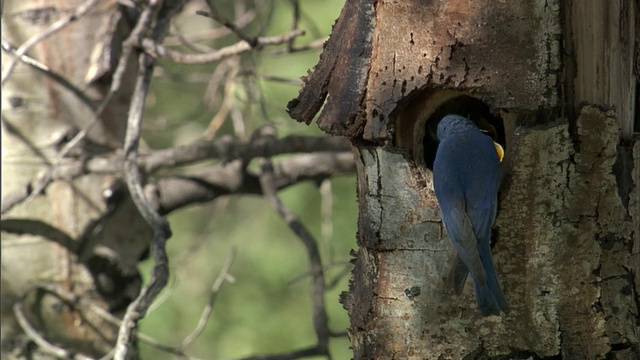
left=137, top=1, right=356, bottom=359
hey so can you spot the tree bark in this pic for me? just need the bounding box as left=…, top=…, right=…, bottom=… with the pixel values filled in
left=1, top=1, right=150, bottom=358
left=289, top=0, right=639, bottom=358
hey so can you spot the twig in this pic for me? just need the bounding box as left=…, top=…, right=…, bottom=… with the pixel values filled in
left=115, top=59, right=170, bottom=360
left=13, top=301, right=95, bottom=360
left=31, top=285, right=194, bottom=358
left=163, top=9, right=256, bottom=46
left=204, top=57, right=240, bottom=138
left=199, top=1, right=257, bottom=46
left=320, top=179, right=334, bottom=262
left=258, top=155, right=330, bottom=355
left=180, top=247, right=237, bottom=349
left=140, top=30, right=304, bottom=65
left=168, top=22, right=215, bottom=53
left=203, top=57, right=235, bottom=109
left=270, top=37, right=326, bottom=55
left=286, top=0, right=300, bottom=52
left=114, top=1, right=174, bottom=358
left=0, top=0, right=101, bottom=85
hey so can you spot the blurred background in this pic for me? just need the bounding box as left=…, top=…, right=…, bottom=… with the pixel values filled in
left=136, top=1, right=356, bottom=358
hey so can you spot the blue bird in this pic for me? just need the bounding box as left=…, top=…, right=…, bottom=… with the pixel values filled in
left=433, top=114, right=509, bottom=316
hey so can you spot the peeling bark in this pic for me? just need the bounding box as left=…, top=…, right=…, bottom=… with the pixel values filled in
left=286, top=0, right=373, bottom=138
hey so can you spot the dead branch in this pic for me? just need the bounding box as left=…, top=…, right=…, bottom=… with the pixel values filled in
left=259, top=152, right=330, bottom=356
left=0, top=135, right=351, bottom=215
left=30, top=285, right=196, bottom=359
left=164, top=9, right=256, bottom=47
left=286, top=0, right=301, bottom=52
left=156, top=151, right=355, bottom=214
left=114, top=1, right=176, bottom=358
left=14, top=301, right=98, bottom=360
left=180, top=247, right=237, bottom=349
left=200, top=1, right=257, bottom=46
left=140, top=30, right=304, bottom=64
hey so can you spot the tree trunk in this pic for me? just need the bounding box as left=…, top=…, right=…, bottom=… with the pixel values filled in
left=1, top=1, right=150, bottom=358
left=289, top=1, right=639, bottom=358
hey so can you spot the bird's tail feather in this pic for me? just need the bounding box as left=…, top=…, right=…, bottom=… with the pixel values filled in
left=473, top=247, right=509, bottom=316
left=449, top=255, right=469, bottom=295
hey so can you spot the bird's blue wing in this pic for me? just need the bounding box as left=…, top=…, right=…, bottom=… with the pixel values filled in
left=439, top=205, right=487, bottom=286
left=462, top=134, right=508, bottom=315
left=464, top=133, right=501, bottom=243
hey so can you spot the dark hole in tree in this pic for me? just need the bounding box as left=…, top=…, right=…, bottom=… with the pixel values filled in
left=423, top=95, right=505, bottom=170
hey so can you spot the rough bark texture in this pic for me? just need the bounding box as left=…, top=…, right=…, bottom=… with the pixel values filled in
left=287, top=0, right=373, bottom=138
left=1, top=1, right=150, bottom=358
left=293, top=0, right=640, bottom=359
left=570, top=1, right=636, bottom=137
left=496, top=107, right=639, bottom=359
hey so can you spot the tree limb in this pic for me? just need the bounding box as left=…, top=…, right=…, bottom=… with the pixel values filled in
left=157, top=151, right=355, bottom=214
left=140, top=30, right=304, bottom=65
left=1, top=136, right=351, bottom=215
left=114, top=1, right=175, bottom=358
left=14, top=302, right=97, bottom=360
left=259, top=154, right=330, bottom=356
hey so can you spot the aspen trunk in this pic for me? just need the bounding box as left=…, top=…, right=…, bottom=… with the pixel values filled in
left=1, top=1, right=150, bottom=358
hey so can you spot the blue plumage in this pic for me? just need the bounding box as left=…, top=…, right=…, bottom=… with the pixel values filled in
left=433, top=114, right=509, bottom=316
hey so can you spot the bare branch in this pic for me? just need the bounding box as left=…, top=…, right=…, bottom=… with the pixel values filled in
left=270, top=37, right=326, bottom=55
left=168, top=22, right=215, bottom=53
left=114, top=0, right=176, bottom=358
left=198, top=1, right=257, bottom=46
left=204, top=57, right=240, bottom=138
left=30, top=285, right=196, bottom=358
left=0, top=136, right=351, bottom=215
left=259, top=154, right=330, bottom=355
left=142, top=134, right=349, bottom=173
left=14, top=302, right=97, bottom=360
left=140, top=30, right=304, bottom=64
left=164, top=9, right=257, bottom=47
left=1, top=5, right=308, bottom=215
left=156, top=151, right=355, bottom=214
left=320, top=179, right=333, bottom=260
left=180, top=247, right=237, bottom=349
left=287, top=0, right=301, bottom=52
